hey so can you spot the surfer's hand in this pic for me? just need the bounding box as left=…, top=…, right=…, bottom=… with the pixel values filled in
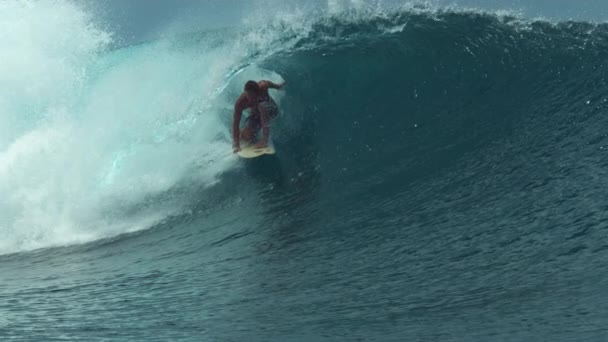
left=233, top=146, right=241, bottom=153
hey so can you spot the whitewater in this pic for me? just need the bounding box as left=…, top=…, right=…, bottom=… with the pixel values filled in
left=2, top=1, right=608, bottom=341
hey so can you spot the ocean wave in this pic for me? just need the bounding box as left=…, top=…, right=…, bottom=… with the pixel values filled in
left=2, top=2, right=607, bottom=255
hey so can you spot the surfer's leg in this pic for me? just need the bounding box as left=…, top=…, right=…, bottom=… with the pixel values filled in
left=260, top=110, right=270, bottom=144
left=240, top=125, right=255, bottom=142
left=240, top=115, right=260, bottom=143
left=255, top=102, right=276, bottom=148
left=259, top=101, right=278, bottom=119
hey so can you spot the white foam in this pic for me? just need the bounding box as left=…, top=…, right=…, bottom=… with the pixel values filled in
left=0, top=1, right=248, bottom=255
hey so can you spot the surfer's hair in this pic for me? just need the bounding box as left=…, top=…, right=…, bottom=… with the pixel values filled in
left=244, top=80, right=260, bottom=93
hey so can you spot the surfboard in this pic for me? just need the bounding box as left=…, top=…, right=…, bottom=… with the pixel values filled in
left=237, top=139, right=276, bottom=158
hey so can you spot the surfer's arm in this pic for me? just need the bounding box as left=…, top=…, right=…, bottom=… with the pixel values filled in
left=263, top=80, right=285, bottom=90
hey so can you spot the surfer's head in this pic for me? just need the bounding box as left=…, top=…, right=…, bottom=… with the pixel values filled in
left=244, top=80, right=260, bottom=95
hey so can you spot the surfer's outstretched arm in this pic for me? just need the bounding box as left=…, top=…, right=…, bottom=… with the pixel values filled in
left=263, top=80, right=285, bottom=90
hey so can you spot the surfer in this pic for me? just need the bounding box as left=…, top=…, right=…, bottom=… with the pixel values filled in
left=232, top=80, right=285, bottom=153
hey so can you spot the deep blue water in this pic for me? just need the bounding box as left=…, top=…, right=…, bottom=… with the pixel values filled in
left=2, top=5, right=608, bottom=341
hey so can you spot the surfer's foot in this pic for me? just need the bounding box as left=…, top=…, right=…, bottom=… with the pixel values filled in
left=254, top=141, right=268, bottom=149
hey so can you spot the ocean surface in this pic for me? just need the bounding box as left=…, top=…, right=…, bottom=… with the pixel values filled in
left=2, top=1, right=608, bottom=341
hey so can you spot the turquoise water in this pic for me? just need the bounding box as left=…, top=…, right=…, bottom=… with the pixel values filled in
left=2, top=2, right=608, bottom=341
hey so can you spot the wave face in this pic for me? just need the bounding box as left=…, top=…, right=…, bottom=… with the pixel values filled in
left=2, top=2, right=608, bottom=341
